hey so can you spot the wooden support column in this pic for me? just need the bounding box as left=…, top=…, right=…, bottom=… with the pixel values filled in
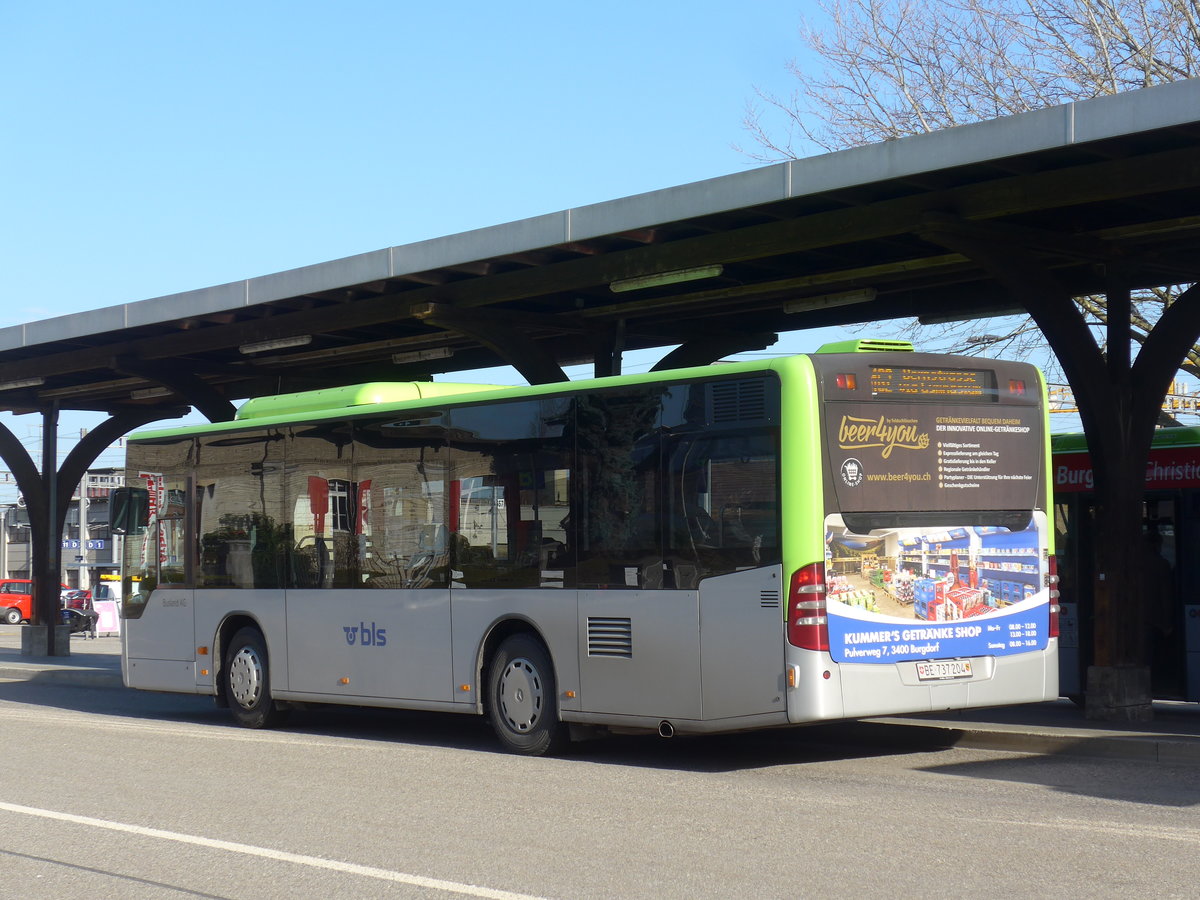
left=914, top=214, right=1200, bottom=720
left=35, top=404, right=63, bottom=655
left=0, top=406, right=188, bottom=657
left=592, top=320, right=625, bottom=379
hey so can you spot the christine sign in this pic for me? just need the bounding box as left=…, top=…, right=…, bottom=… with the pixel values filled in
left=1055, top=448, right=1200, bottom=492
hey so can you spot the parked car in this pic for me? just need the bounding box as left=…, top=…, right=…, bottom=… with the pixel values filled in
left=61, top=587, right=93, bottom=609
left=0, top=581, right=75, bottom=624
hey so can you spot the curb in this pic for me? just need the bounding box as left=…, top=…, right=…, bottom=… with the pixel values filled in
left=940, top=723, right=1200, bottom=766
left=856, top=717, right=1200, bottom=767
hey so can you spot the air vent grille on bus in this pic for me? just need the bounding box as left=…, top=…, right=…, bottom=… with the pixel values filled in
left=587, top=617, right=633, bottom=658
left=815, top=338, right=914, bottom=354
left=760, top=590, right=781, bottom=609
left=708, top=379, right=767, bottom=424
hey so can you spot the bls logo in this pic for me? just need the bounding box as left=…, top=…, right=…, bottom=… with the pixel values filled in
left=343, top=622, right=388, bottom=647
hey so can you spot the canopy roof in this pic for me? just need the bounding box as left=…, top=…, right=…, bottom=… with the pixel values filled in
left=3, top=78, right=1199, bottom=414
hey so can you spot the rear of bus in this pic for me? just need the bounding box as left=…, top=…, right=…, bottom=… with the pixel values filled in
left=783, top=343, right=1058, bottom=721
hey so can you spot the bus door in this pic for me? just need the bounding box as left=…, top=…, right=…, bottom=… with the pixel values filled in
left=676, top=431, right=783, bottom=721
left=285, top=420, right=454, bottom=702
left=117, top=461, right=197, bottom=692
left=574, top=421, right=702, bottom=721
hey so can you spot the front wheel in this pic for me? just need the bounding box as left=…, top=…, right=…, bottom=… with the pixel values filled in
left=486, top=634, right=568, bottom=756
left=223, top=627, right=288, bottom=729
left=3, top=608, right=21, bottom=625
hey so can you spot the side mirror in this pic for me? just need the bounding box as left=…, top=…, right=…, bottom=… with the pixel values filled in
left=110, top=487, right=149, bottom=535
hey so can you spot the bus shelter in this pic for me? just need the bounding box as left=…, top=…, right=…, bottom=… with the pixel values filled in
left=2, top=79, right=1200, bottom=719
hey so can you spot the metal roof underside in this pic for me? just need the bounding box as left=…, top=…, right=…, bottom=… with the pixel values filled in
left=3, top=78, right=1200, bottom=415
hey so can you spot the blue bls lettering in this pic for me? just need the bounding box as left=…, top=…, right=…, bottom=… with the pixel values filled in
left=343, top=622, right=387, bottom=647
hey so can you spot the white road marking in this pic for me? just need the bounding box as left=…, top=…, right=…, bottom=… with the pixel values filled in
left=0, top=800, right=548, bottom=900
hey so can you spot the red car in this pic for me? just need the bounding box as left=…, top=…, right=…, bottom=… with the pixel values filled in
left=0, top=581, right=77, bottom=624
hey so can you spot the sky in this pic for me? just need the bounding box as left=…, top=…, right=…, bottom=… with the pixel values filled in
left=2, top=1, right=816, bottom=318
left=0, top=2, right=1079, bottom=502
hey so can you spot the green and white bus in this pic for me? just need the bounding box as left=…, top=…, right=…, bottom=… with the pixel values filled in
left=114, top=340, right=1058, bottom=754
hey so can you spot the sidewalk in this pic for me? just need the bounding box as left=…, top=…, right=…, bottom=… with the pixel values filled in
left=0, top=624, right=1196, bottom=763
left=0, top=626, right=123, bottom=688
left=864, top=700, right=1200, bottom=766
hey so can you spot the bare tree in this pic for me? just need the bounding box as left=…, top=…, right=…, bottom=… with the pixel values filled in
left=742, top=0, right=1200, bottom=389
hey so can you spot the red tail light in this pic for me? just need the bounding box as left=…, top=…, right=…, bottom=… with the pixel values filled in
left=1047, top=555, right=1060, bottom=639
left=835, top=373, right=857, bottom=390
left=788, top=562, right=828, bottom=651
left=1009, top=378, right=1026, bottom=396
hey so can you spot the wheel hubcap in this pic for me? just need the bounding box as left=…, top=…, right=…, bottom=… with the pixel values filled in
left=228, top=646, right=264, bottom=709
left=498, top=657, right=543, bottom=733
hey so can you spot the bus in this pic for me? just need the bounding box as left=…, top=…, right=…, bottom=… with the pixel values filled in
left=112, top=340, right=1058, bottom=754
left=1053, top=428, right=1200, bottom=702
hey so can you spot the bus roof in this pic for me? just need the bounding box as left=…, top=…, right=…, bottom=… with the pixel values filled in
left=235, top=381, right=506, bottom=421
left=129, top=355, right=808, bottom=442
left=131, top=346, right=1040, bottom=444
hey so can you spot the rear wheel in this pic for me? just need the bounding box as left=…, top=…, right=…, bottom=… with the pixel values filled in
left=486, top=634, right=568, bottom=756
left=4, top=608, right=21, bottom=625
left=223, top=627, right=288, bottom=729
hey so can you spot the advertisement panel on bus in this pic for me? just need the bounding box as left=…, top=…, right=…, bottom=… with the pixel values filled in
left=821, top=393, right=1050, bottom=667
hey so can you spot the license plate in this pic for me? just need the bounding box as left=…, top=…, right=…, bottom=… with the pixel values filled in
left=916, top=659, right=972, bottom=681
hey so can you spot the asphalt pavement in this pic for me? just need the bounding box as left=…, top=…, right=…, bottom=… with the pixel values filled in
left=1, top=624, right=1196, bottom=765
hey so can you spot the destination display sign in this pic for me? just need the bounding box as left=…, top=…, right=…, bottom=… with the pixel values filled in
left=869, top=366, right=996, bottom=400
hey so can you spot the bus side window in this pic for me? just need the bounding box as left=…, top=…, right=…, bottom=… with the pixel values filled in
left=195, top=432, right=287, bottom=589
left=573, top=389, right=663, bottom=590
left=286, top=424, right=355, bottom=589
left=449, top=399, right=574, bottom=589
left=353, top=414, right=450, bottom=590
left=666, top=432, right=779, bottom=585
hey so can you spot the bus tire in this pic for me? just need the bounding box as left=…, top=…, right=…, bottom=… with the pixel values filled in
left=224, top=627, right=288, bottom=729
left=486, top=634, right=568, bottom=756
left=4, top=608, right=21, bottom=625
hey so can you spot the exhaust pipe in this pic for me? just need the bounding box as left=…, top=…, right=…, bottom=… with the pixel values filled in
left=658, top=720, right=675, bottom=739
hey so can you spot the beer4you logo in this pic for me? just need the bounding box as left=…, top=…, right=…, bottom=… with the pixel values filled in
left=838, top=415, right=930, bottom=459
left=343, top=622, right=388, bottom=646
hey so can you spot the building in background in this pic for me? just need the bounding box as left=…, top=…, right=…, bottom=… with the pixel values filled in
left=0, top=468, right=123, bottom=600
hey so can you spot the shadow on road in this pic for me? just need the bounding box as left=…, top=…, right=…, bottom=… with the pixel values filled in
left=0, top=677, right=957, bottom=773
left=915, top=750, right=1200, bottom=808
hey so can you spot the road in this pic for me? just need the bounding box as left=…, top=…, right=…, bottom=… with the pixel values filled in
left=0, top=678, right=1197, bottom=899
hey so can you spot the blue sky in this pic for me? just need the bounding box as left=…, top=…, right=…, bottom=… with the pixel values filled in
left=2, top=1, right=820, bottom=320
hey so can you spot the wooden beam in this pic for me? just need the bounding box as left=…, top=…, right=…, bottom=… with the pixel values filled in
left=412, top=303, right=568, bottom=384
